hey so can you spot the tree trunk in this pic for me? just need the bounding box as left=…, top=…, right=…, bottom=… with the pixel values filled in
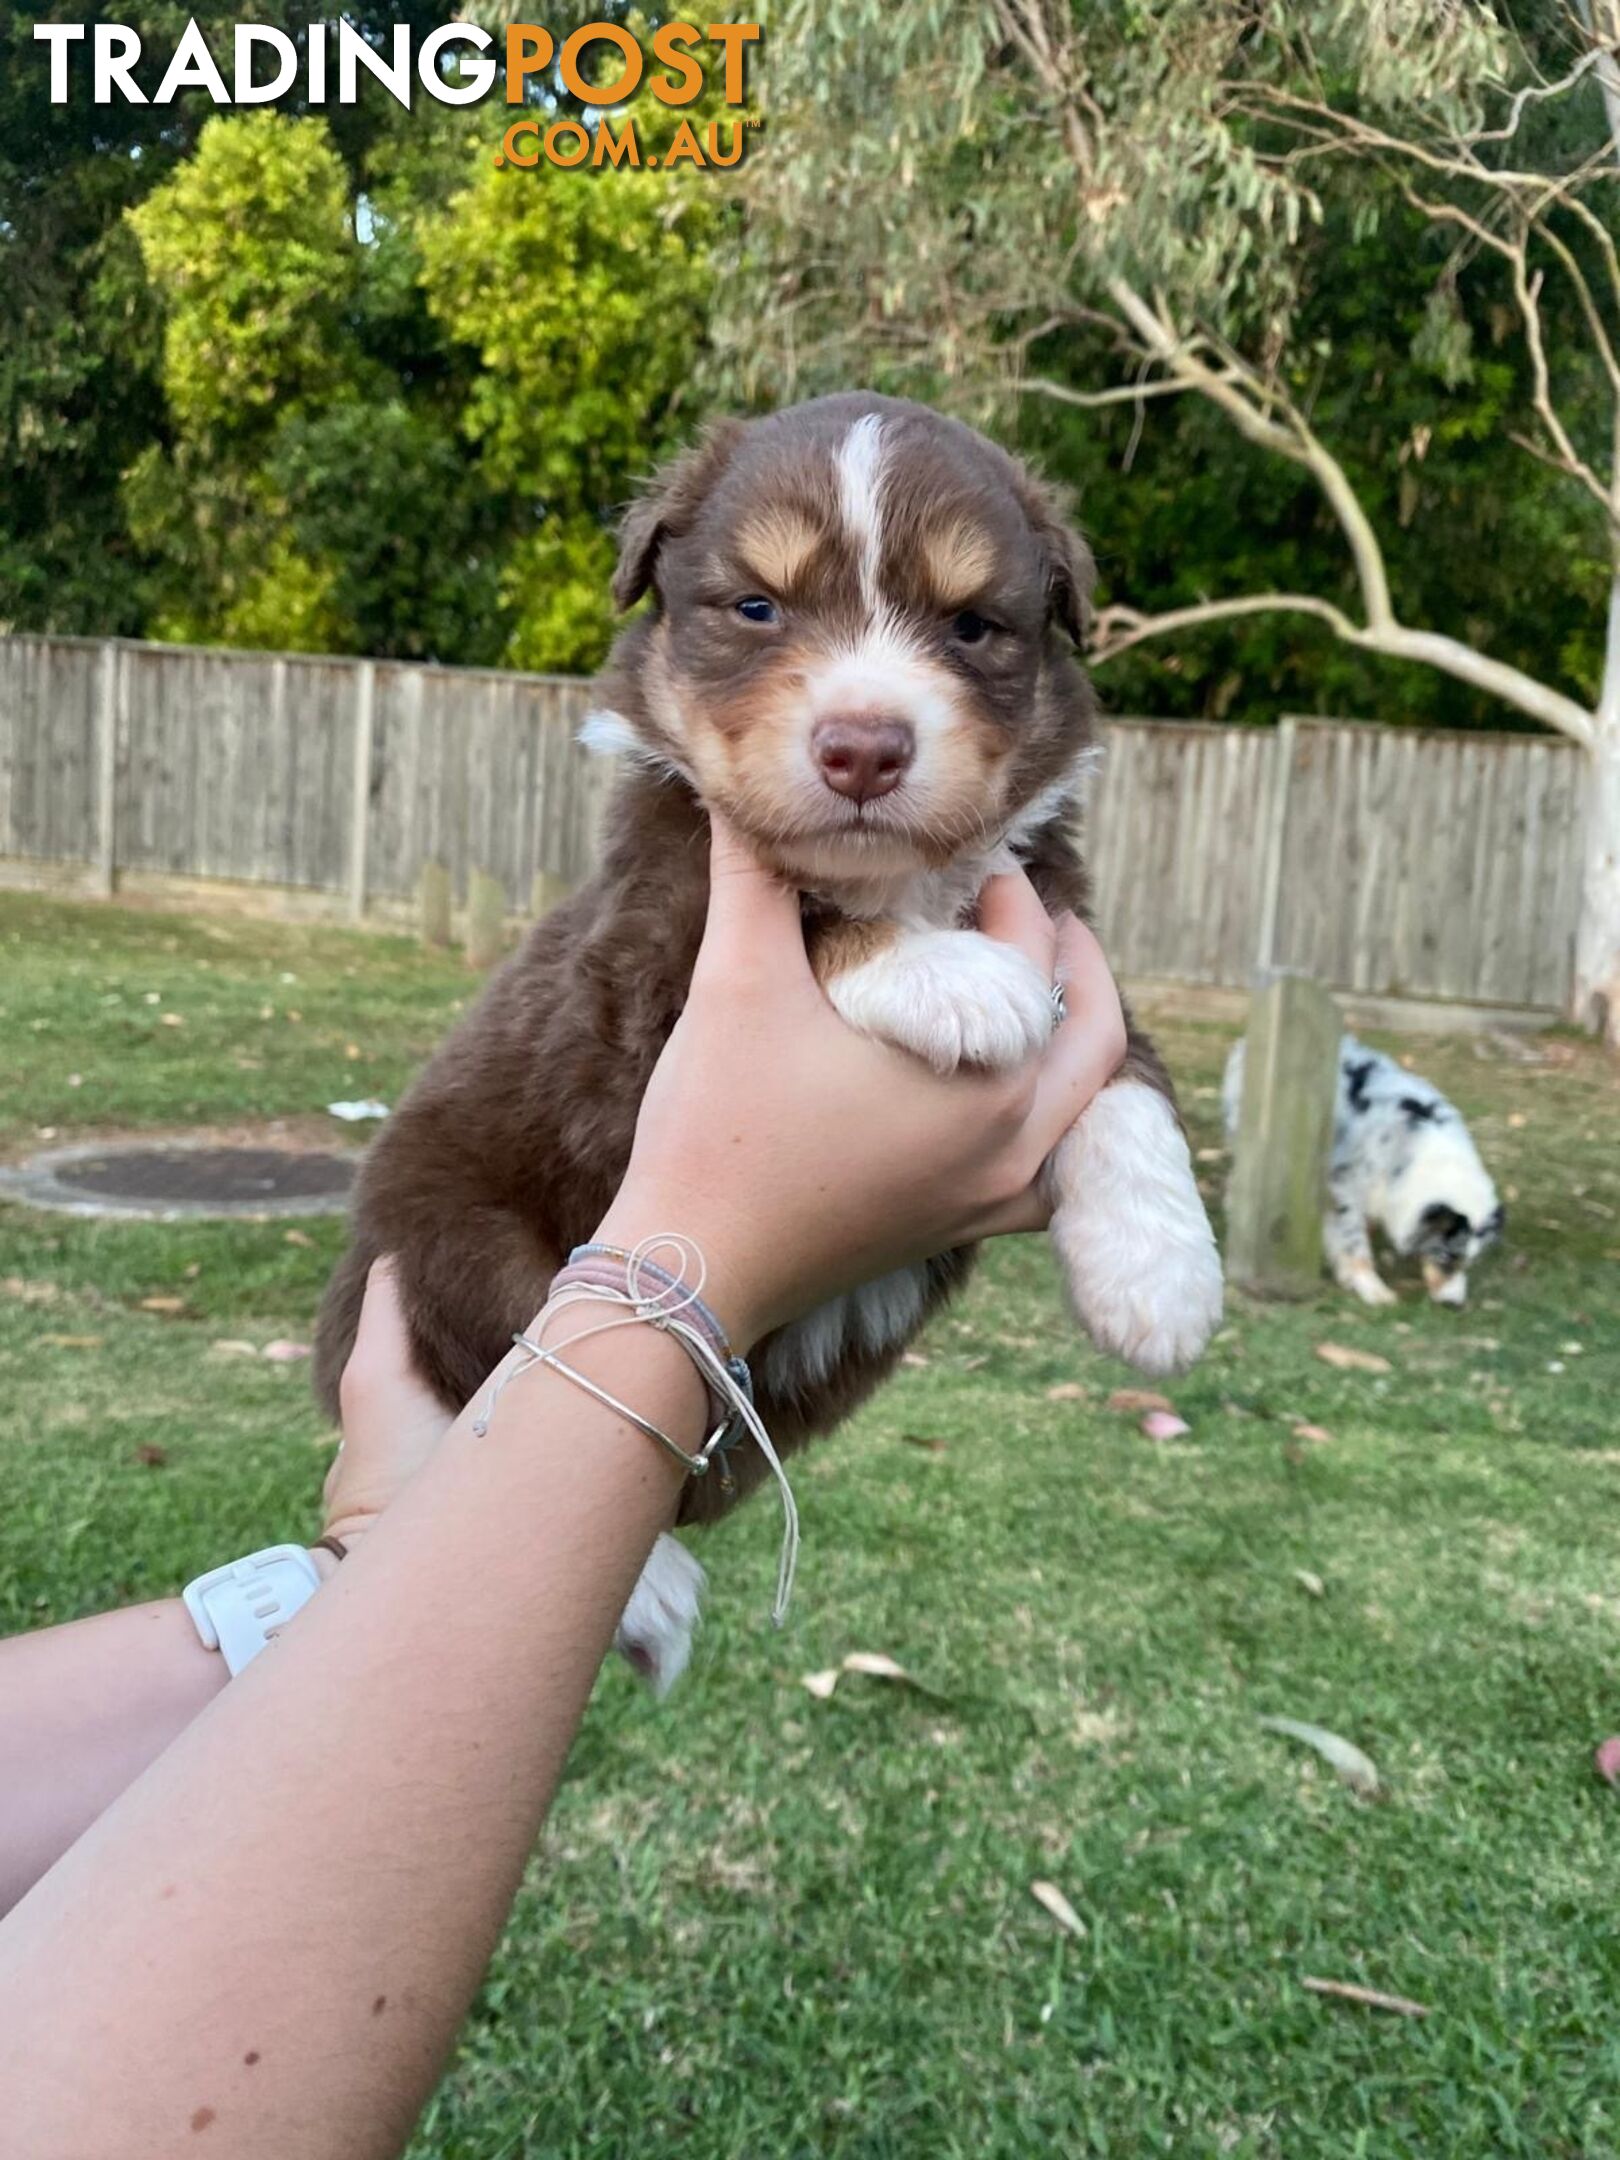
left=1573, top=575, right=1620, bottom=1047
left=1574, top=717, right=1620, bottom=1047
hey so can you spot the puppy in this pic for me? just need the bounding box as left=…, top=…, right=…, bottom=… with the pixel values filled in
left=1224, top=1033, right=1503, bottom=1307
left=315, top=392, right=1223, bottom=1688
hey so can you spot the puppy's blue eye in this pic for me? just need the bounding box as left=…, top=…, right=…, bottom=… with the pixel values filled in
left=952, top=610, right=993, bottom=645
left=736, top=596, right=778, bottom=625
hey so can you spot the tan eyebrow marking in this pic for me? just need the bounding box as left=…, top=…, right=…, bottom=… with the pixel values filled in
left=733, top=507, right=825, bottom=593
left=921, top=518, right=997, bottom=608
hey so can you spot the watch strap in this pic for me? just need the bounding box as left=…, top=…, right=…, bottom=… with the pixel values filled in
left=182, top=1543, right=323, bottom=1676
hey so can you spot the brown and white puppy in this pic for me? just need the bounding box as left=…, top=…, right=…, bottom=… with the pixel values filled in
left=314, top=392, right=1223, bottom=1689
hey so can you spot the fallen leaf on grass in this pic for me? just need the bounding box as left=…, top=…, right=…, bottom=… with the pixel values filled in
left=283, top=1229, right=314, bottom=1249
left=1, top=1277, right=59, bottom=1306
left=1291, top=1423, right=1334, bottom=1445
left=211, top=1339, right=259, bottom=1358
left=138, top=1295, right=187, bottom=1315
left=800, top=1650, right=936, bottom=1701
left=1045, top=1383, right=1087, bottom=1402
left=261, top=1339, right=312, bottom=1363
left=1595, top=1737, right=1620, bottom=1786
left=1294, top=1569, right=1326, bottom=1598
left=1030, top=1880, right=1087, bottom=1940
left=39, top=1333, right=103, bottom=1350
left=1302, top=1977, right=1430, bottom=2018
left=842, top=1652, right=911, bottom=1681
left=900, top=1433, right=948, bottom=1454
left=1260, top=1716, right=1382, bottom=1797
left=1108, top=1388, right=1173, bottom=1414
left=1140, top=1410, right=1191, bottom=1440
left=900, top=1351, right=930, bottom=1369
left=134, top=1443, right=168, bottom=1469
left=1314, top=1343, right=1392, bottom=1375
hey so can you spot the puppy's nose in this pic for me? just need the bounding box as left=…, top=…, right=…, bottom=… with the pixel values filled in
left=813, top=716, right=915, bottom=804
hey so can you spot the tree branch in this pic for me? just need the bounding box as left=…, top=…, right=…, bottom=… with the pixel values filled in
left=1510, top=251, right=1619, bottom=523
left=1104, top=276, right=1398, bottom=630
left=1089, top=595, right=1595, bottom=748
left=1460, top=48, right=1607, bottom=144
left=1092, top=593, right=1358, bottom=653
left=1014, top=373, right=1219, bottom=410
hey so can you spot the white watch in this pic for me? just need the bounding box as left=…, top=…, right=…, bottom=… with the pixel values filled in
left=182, top=1544, right=323, bottom=1676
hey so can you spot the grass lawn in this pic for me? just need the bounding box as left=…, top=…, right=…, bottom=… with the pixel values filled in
left=3, top=887, right=1620, bottom=2158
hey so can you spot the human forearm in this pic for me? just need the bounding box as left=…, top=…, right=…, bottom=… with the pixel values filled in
left=0, top=1545, right=359, bottom=1918
left=0, top=1597, right=228, bottom=1917
left=0, top=1313, right=701, bottom=2160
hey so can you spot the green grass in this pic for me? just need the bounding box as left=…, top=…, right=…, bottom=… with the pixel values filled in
left=3, top=887, right=1620, bottom=2158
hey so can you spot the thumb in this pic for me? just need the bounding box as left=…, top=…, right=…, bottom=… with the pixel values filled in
left=696, top=810, right=811, bottom=983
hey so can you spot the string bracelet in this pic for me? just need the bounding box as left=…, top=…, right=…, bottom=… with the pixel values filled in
left=471, top=1234, right=800, bottom=1625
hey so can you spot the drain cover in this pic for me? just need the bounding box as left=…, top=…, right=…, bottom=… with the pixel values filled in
left=0, top=1140, right=356, bottom=1221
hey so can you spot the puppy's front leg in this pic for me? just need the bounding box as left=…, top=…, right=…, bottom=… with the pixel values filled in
left=811, top=919, right=1053, bottom=1074
left=1044, top=1045, right=1224, bottom=1378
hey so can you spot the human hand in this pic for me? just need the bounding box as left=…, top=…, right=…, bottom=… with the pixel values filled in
left=594, top=815, right=1127, bottom=1351
left=321, top=1259, right=456, bottom=1548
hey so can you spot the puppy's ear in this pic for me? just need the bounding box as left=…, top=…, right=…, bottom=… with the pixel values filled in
left=1420, top=1202, right=1469, bottom=1241
left=1014, top=468, right=1094, bottom=646
left=613, top=418, right=747, bottom=611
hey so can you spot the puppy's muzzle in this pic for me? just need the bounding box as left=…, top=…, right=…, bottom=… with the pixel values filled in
left=813, top=714, right=916, bottom=805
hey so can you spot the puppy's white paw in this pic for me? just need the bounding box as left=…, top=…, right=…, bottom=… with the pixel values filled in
left=1046, top=1079, right=1223, bottom=1377
left=614, top=1532, right=706, bottom=1697
left=1422, top=1260, right=1468, bottom=1308
left=827, top=928, right=1052, bottom=1074
left=1344, top=1264, right=1398, bottom=1308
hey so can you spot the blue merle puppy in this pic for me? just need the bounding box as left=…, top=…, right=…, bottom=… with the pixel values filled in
left=1224, top=1034, right=1504, bottom=1308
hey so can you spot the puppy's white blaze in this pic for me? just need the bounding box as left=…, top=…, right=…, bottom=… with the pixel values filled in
left=836, top=414, right=888, bottom=613
left=828, top=927, right=1053, bottom=1075
left=614, top=1531, right=706, bottom=1698
left=1046, top=1079, right=1223, bottom=1377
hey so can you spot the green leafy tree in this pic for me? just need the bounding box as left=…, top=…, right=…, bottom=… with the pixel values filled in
left=127, top=111, right=360, bottom=646
left=726, top=0, right=1620, bottom=1042
left=415, top=123, right=717, bottom=669
left=122, top=62, right=717, bottom=666
left=0, top=2, right=450, bottom=634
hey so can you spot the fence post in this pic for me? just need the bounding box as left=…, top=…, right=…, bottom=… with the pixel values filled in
left=347, top=660, right=376, bottom=924
left=1253, top=716, right=1297, bottom=974
left=94, top=641, right=120, bottom=897
left=420, top=859, right=452, bottom=948
left=530, top=869, right=571, bottom=919
left=465, top=870, right=506, bottom=968
left=1225, top=969, right=1340, bottom=1298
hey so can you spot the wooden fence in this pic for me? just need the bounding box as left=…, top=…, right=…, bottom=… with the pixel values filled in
left=0, top=634, right=1587, bottom=1014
